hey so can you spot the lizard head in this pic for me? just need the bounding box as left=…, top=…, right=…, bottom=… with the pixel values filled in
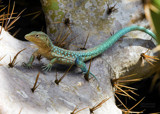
left=25, top=31, right=52, bottom=48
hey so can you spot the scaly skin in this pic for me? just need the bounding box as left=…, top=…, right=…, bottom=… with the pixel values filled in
left=24, top=25, right=157, bottom=80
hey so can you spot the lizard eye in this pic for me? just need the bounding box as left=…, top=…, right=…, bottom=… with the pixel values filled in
left=35, top=34, right=39, bottom=38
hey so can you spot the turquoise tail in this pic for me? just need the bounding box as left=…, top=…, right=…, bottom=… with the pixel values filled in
left=85, top=25, right=157, bottom=59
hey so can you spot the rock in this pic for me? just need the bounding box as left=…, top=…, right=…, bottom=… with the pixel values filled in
left=0, top=0, right=159, bottom=114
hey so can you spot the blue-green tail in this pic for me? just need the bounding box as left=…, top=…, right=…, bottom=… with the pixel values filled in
left=85, top=25, right=157, bottom=59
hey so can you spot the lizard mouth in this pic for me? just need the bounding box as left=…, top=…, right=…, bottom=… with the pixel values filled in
left=24, top=34, right=31, bottom=41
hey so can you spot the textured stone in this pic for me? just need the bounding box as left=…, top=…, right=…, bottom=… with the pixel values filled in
left=0, top=0, right=159, bottom=114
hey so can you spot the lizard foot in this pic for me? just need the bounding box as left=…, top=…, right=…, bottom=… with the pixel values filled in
left=42, top=63, right=52, bottom=72
left=22, top=62, right=33, bottom=69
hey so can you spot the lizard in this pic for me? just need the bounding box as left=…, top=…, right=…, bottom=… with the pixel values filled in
left=23, top=25, right=157, bottom=80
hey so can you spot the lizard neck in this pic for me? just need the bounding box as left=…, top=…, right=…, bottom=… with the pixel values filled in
left=37, top=40, right=54, bottom=60
left=36, top=37, right=54, bottom=54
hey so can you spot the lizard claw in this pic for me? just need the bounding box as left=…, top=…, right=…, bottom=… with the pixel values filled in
left=22, top=62, right=33, bottom=69
left=42, top=63, right=52, bottom=72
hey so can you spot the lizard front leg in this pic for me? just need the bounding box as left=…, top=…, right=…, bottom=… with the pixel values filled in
left=42, top=58, right=57, bottom=71
left=23, top=50, right=39, bottom=68
left=75, top=57, right=98, bottom=81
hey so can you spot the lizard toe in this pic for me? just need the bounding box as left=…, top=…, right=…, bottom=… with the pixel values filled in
left=22, top=62, right=33, bottom=69
left=42, top=64, right=52, bottom=72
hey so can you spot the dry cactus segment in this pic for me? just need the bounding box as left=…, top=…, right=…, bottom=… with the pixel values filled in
left=106, top=2, right=117, bottom=15
left=31, top=72, right=41, bottom=93
left=0, top=1, right=25, bottom=36
left=140, top=49, right=160, bottom=66
left=8, top=48, right=26, bottom=68
left=24, top=10, right=42, bottom=20
left=55, top=64, right=74, bottom=85
left=112, top=74, right=143, bottom=106
left=90, top=97, right=111, bottom=113
left=0, top=55, right=5, bottom=66
left=80, top=32, right=90, bottom=50
left=4, top=2, right=25, bottom=31
left=121, top=97, right=145, bottom=114
left=53, top=27, right=78, bottom=49
left=70, top=106, right=89, bottom=114
left=53, top=18, right=73, bottom=32
left=84, top=58, right=93, bottom=81
left=111, top=74, right=143, bottom=85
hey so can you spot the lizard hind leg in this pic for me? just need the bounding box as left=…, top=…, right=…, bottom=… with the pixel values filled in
left=75, top=57, right=98, bottom=81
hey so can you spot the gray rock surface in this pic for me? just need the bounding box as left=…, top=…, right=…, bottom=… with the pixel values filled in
left=0, top=28, right=122, bottom=114
left=0, top=0, right=159, bottom=114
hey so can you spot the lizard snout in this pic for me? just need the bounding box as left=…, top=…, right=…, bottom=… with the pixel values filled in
left=24, top=34, right=31, bottom=40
